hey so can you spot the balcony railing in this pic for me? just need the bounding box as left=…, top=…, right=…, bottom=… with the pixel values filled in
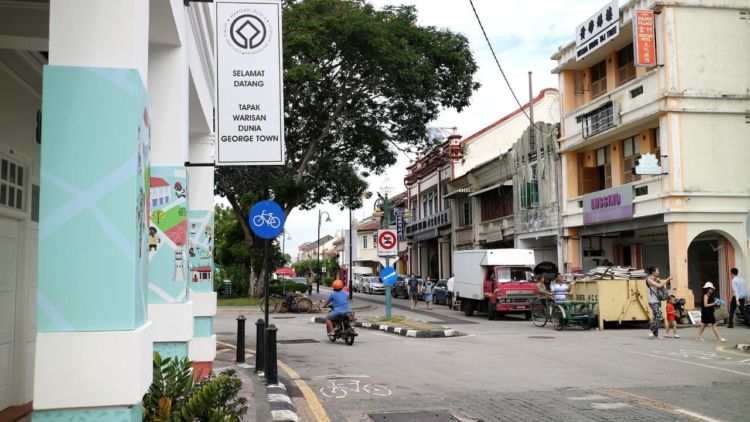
left=582, top=101, right=616, bottom=138
left=455, top=226, right=473, bottom=246
left=476, top=215, right=514, bottom=243
left=406, top=208, right=451, bottom=238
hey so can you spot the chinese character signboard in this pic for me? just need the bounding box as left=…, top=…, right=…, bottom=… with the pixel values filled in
left=575, top=0, right=620, bottom=61
left=215, top=0, right=285, bottom=165
left=633, top=10, right=656, bottom=66
left=395, top=209, right=405, bottom=241
left=583, top=185, right=634, bottom=225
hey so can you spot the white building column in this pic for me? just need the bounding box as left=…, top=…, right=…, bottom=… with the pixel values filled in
left=34, top=1, right=152, bottom=419
left=146, top=8, right=193, bottom=362
left=187, top=135, right=217, bottom=376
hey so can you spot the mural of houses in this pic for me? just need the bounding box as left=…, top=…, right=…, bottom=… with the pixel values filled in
left=191, top=266, right=212, bottom=283
left=150, top=177, right=171, bottom=207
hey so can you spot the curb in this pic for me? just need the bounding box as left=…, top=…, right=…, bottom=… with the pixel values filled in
left=310, top=316, right=457, bottom=338
left=266, top=382, right=299, bottom=422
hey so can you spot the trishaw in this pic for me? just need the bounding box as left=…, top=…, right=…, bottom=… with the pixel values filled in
left=529, top=294, right=598, bottom=331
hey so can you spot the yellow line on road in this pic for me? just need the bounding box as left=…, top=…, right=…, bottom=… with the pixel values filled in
left=600, top=389, right=727, bottom=422
left=715, top=345, right=750, bottom=358
left=215, top=340, right=331, bottom=422
left=277, top=360, right=331, bottom=422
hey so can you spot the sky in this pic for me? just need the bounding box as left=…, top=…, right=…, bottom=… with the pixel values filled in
left=256, top=0, right=609, bottom=261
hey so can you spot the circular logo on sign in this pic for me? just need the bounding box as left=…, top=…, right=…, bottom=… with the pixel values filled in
left=225, top=9, right=272, bottom=54
left=378, top=231, right=396, bottom=249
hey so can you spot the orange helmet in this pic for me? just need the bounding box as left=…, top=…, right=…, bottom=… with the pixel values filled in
left=332, top=279, right=344, bottom=290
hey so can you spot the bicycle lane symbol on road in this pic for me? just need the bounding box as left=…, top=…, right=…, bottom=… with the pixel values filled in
left=317, top=377, right=392, bottom=399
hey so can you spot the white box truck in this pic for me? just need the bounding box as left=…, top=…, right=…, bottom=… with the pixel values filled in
left=453, top=249, right=537, bottom=319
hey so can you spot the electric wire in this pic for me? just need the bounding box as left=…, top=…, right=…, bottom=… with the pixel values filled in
left=467, top=0, right=557, bottom=134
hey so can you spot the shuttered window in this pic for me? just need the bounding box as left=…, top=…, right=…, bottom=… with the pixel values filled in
left=617, top=44, right=636, bottom=85
left=482, top=186, right=513, bottom=220
left=590, top=60, right=607, bottom=98
left=0, top=157, right=25, bottom=211
left=623, top=137, right=641, bottom=184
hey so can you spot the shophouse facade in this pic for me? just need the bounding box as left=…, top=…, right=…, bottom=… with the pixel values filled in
left=0, top=0, right=217, bottom=419
left=446, top=90, right=561, bottom=263
left=553, top=0, right=750, bottom=306
left=353, top=218, right=381, bottom=275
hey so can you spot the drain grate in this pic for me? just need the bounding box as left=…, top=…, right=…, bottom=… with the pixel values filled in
left=277, top=338, right=320, bottom=344
left=369, top=411, right=460, bottom=421
left=528, top=336, right=555, bottom=339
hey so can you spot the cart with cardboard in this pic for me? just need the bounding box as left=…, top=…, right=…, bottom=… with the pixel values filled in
left=570, top=267, right=666, bottom=331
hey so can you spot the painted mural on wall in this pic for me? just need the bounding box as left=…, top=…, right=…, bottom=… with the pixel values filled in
left=148, top=166, right=189, bottom=303
left=189, top=210, right=214, bottom=293
left=38, top=66, right=151, bottom=331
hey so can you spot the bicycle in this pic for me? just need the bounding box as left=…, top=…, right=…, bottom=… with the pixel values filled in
left=279, top=293, right=313, bottom=314
left=259, top=294, right=283, bottom=313
left=252, top=210, right=281, bottom=229
left=530, top=294, right=597, bottom=331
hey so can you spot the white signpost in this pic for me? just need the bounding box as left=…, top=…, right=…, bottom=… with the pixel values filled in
left=215, top=0, right=285, bottom=165
left=376, top=229, right=398, bottom=257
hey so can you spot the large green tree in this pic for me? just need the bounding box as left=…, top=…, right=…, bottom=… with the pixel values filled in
left=215, top=0, right=479, bottom=295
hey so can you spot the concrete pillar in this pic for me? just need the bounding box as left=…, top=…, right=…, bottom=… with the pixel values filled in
left=610, top=140, right=623, bottom=186
left=146, top=13, right=193, bottom=361
left=187, top=135, right=217, bottom=377
left=668, top=222, right=694, bottom=307
left=34, top=1, right=151, bottom=419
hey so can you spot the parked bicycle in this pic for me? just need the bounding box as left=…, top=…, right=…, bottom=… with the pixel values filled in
left=259, top=293, right=313, bottom=314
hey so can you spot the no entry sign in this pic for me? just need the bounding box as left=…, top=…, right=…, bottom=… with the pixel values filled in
left=377, top=229, right=398, bottom=257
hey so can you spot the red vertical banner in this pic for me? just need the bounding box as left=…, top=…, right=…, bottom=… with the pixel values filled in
left=634, top=10, right=656, bottom=66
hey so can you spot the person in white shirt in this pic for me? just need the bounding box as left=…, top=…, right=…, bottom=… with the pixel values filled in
left=727, top=267, right=750, bottom=328
left=550, top=273, right=575, bottom=304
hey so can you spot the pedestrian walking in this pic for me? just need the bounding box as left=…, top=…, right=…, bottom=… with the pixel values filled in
left=696, top=282, right=726, bottom=342
left=664, top=295, right=680, bottom=338
left=306, top=274, right=314, bottom=296
left=646, top=266, right=672, bottom=339
left=446, top=274, right=455, bottom=309
left=727, top=267, right=749, bottom=328
left=423, top=277, right=435, bottom=310
left=407, top=274, right=420, bottom=310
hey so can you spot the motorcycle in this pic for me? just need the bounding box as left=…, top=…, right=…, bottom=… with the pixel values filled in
left=328, top=310, right=357, bottom=346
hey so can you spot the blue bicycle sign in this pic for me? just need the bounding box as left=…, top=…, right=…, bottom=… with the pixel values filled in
left=249, top=200, right=285, bottom=239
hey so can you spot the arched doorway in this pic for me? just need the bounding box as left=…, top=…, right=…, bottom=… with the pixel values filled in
left=687, top=230, right=744, bottom=307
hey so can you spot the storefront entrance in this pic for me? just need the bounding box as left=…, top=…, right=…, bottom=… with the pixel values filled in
left=688, top=231, right=741, bottom=307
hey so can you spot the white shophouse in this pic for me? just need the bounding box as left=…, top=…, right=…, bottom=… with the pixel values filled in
left=0, top=0, right=218, bottom=419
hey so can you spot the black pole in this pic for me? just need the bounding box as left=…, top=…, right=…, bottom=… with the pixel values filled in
left=349, top=208, right=353, bottom=300
left=263, top=238, right=270, bottom=372
left=254, top=318, right=265, bottom=373
left=265, top=324, right=278, bottom=385
left=235, top=315, right=246, bottom=364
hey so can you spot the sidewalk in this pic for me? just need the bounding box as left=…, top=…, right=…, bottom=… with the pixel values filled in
left=213, top=348, right=271, bottom=422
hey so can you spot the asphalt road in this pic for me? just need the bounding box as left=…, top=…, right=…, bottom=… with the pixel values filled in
left=216, top=289, right=750, bottom=422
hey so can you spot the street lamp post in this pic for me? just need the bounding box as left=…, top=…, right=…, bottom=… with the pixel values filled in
left=317, top=210, right=331, bottom=293
left=374, top=186, right=393, bottom=319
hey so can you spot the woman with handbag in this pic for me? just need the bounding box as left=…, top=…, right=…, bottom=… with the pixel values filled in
left=696, top=282, right=726, bottom=342
left=646, top=266, right=672, bottom=339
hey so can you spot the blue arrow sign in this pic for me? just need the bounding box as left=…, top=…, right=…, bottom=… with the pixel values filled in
left=249, top=200, right=285, bottom=239
left=380, top=267, right=397, bottom=286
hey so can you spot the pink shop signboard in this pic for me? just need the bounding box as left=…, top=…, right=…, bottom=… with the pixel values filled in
left=583, top=185, right=634, bottom=225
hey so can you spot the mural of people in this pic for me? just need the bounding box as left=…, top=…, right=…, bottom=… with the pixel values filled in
left=148, top=226, right=160, bottom=251
left=174, top=181, right=186, bottom=198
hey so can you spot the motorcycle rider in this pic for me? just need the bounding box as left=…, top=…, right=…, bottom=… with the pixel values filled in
left=325, top=279, right=352, bottom=336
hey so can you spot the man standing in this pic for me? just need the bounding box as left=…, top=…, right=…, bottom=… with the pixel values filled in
left=446, top=274, right=455, bottom=309
left=550, top=273, right=575, bottom=304
left=306, top=273, right=314, bottom=296
left=407, top=274, right=420, bottom=310
left=728, top=267, right=750, bottom=328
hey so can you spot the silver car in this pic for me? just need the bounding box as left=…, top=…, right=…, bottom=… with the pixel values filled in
left=367, top=276, right=386, bottom=295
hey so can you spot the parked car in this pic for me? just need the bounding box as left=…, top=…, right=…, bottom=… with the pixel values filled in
left=432, top=279, right=448, bottom=304
left=366, top=276, right=386, bottom=295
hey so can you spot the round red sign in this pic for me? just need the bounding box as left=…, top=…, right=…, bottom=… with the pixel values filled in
left=377, top=231, right=397, bottom=250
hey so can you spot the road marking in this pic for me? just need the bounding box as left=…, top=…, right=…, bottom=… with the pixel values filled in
left=310, top=374, right=370, bottom=380
left=628, top=351, right=750, bottom=377
left=601, top=388, right=727, bottom=422
left=568, top=395, right=610, bottom=401
left=217, top=340, right=331, bottom=422
left=674, top=409, right=726, bottom=422
left=715, top=345, right=750, bottom=358
left=277, top=360, right=331, bottom=422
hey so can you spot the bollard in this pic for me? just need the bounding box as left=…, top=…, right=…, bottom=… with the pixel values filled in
left=265, top=324, right=278, bottom=385
left=236, top=315, right=246, bottom=364
left=255, top=318, right=266, bottom=373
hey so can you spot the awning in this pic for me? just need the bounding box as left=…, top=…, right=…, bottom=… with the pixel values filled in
left=443, top=187, right=472, bottom=199
left=468, top=181, right=511, bottom=197
left=275, top=268, right=296, bottom=277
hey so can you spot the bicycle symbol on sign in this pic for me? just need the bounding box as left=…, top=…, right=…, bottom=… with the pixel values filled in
left=252, top=210, right=281, bottom=229
left=319, top=379, right=392, bottom=399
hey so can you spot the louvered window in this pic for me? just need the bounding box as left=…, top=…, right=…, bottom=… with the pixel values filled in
left=617, top=44, right=636, bottom=85
left=0, top=157, right=25, bottom=211
left=590, top=60, right=607, bottom=98
left=622, top=137, right=641, bottom=184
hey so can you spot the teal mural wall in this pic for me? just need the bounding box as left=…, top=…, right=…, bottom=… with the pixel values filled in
left=193, top=316, right=213, bottom=338
left=188, top=209, right=214, bottom=293
left=32, top=405, right=142, bottom=422
left=38, top=66, right=150, bottom=332
left=148, top=166, right=188, bottom=303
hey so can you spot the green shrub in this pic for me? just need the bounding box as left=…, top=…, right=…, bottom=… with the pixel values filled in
left=269, top=280, right=307, bottom=295
left=323, top=277, right=334, bottom=287
left=142, top=352, right=248, bottom=421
